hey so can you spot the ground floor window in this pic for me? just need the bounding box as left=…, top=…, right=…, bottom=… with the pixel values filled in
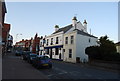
left=59, top=48, right=61, bottom=50
left=63, top=49, right=65, bottom=52
left=52, top=52, right=54, bottom=55
left=69, top=49, right=72, bottom=58
left=45, top=49, right=49, bottom=54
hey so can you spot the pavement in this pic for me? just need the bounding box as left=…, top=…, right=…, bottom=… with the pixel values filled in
left=2, top=52, right=49, bottom=79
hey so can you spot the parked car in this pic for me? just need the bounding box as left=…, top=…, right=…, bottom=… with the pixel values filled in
left=22, top=51, right=31, bottom=60
left=15, top=50, right=23, bottom=56
left=32, top=55, right=52, bottom=69
left=27, top=53, right=38, bottom=63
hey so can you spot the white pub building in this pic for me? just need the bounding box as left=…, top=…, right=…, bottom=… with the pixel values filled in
left=39, top=16, right=98, bottom=63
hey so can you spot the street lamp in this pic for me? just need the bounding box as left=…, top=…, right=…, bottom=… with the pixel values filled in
left=14, top=33, right=22, bottom=44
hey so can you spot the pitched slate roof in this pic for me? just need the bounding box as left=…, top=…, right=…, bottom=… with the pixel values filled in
left=52, top=22, right=97, bottom=38
left=52, top=24, right=73, bottom=34
left=73, top=29, right=97, bottom=38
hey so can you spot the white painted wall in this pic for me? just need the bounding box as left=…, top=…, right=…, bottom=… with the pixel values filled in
left=43, top=32, right=64, bottom=59
left=116, top=46, right=120, bottom=53
left=76, top=34, right=98, bottom=62
left=63, top=30, right=98, bottom=63
left=63, top=31, right=77, bottom=63
left=77, top=22, right=87, bottom=33
left=66, top=22, right=87, bottom=34
left=45, top=31, right=64, bottom=47
left=39, top=38, right=45, bottom=55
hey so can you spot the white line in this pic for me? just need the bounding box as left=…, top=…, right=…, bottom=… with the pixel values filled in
left=53, top=67, right=68, bottom=73
left=47, top=74, right=54, bottom=77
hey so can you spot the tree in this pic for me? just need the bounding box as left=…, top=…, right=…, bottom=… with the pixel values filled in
left=98, top=35, right=116, bottom=55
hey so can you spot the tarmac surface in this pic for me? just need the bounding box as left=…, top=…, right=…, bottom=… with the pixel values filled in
left=2, top=52, right=120, bottom=80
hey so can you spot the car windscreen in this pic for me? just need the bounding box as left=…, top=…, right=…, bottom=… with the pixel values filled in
left=30, top=55, right=37, bottom=57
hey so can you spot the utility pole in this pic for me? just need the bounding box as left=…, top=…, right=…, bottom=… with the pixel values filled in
left=90, top=28, right=91, bottom=35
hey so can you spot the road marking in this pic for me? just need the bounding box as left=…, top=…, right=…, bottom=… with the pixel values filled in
left=85, top=74, right=92, bottom=77
left=53, top=67, right=68, bottom=73
left=47, top=74, right=54, bottom=77
left=58, top=72, right=67, bottom=74
left=58, top=73, right=64, bottom=74
left=46, top=67, right=68, bottom=77
left=47, top=71, right=68, bottom=77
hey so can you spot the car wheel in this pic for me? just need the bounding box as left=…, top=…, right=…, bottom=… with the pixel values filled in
left=36, top=65, right=40, bottom=69
left=49, top=65, right=52, bottom=68
left=32, top=63, right=35, bottom=67
left=27, top=60, right=29, bottom=63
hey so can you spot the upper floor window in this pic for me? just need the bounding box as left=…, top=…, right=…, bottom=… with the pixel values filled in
left=65, top=37, right=68, bottom=44
left=43, top=39, right=46, bottom=44
left=51, top=38, right=53, bottom=45
left=89, top=38, right=91, bottom=43
left=46, top=39, right=49, bottom=46
left=40, top=42, right=42, bottom=46
left=71, top=36, right=74, bottom=44
left=56, top=37, right=59, bottom=44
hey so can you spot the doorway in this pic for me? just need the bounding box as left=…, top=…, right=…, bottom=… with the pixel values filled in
left=50, top=48, right=52, bottom=59
left=76, top=57, right=80, bottom=63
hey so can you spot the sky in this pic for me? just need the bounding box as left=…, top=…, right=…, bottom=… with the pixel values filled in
left=5, top=2, right=118, bottom=44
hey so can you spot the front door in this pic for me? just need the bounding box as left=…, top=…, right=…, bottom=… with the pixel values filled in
left=50, top=48, right=52, bottom=59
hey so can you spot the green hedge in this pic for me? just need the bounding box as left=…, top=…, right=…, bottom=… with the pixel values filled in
left=85, top=46, right=120, bottom=62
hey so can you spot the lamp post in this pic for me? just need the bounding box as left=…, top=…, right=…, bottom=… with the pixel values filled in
left=14, top=33, right=22, bottom=45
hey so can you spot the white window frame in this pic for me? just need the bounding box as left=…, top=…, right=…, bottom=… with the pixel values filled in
left=71, top=35, right=74, bottom=44
left=69, top=49, right=72, bottom=58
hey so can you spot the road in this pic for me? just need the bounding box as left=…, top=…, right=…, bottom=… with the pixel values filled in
left=40, top=60, right=120, bottom=79
left=2, top=52, right=120, bottom=79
